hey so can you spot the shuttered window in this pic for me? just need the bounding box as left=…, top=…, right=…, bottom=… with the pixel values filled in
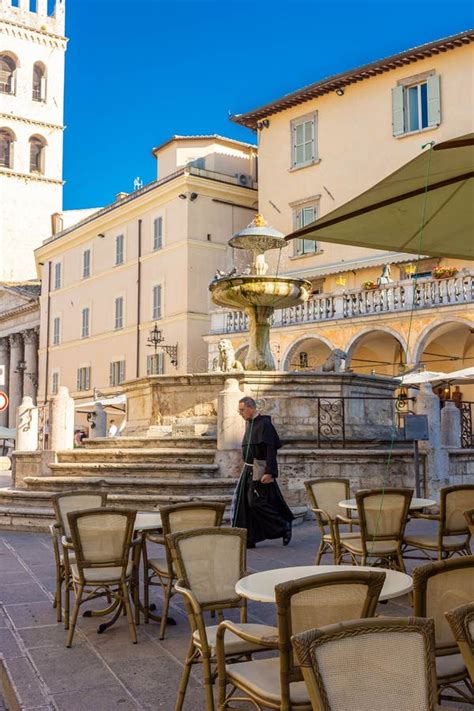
left=291, top=113, right=317, bottom=167
left=83, top=249, right=91, bottom=278
left=152, top=285, right=162, bottom=320
left=76, top=367, right=91, bottom=391
left=114, top=297, right=124, bottom=330
left=392, top=74, right=441, bottom=136
left=110, top=360, right=126, bottom=386
left=147, top=352, right=164, bottom=375
left=54, top=262, right=61, bottom=289
left=295, top=205, right=319, bottom=255
left=115, top=234, right=124, bottom=265
left=53, top=317, right=60, bottom=345
left=153, top=217, right=163, bottom=250
left=51, top=371, right=59, bottom=395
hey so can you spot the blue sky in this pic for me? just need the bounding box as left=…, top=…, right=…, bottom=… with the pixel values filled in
left=63, top=0, right=474, bottom=210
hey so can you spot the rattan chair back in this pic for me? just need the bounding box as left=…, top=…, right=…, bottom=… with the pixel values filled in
left=440, top=485, right=474, bottom=537
left=274, top=570, right=385, bottom=707
left=356, top=488, right=412, bottom=543
left=304, top=479, right=350, bottom=522
left=168, top=527, right=246, bottom=609
left=292, top=617, right=438, bottom=711
left=67, top=508, right=136, bottom=580
left=464, top=508, right=474, bottom=537
left=445, top=602, right=474, bottom=682
left=52, top=491, right=107, bottom=539
left=161, top=502, right=225, bottom=536
left=414, top=555, right=474, bottom=655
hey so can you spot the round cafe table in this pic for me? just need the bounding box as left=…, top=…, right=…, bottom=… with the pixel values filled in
left=338, top=497, right=437, bottom=511
left=235, top=565, right=413, bottom=603
left=134, top=511, right=162, bottom=532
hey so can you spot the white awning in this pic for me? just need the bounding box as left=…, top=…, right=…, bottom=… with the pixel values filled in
left=0, top=426, right=16, bottom=439
left=75, top=394, right=126, bottom=410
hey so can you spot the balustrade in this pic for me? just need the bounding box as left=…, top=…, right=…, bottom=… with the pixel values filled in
left=212, top=271, right=474, bottom=335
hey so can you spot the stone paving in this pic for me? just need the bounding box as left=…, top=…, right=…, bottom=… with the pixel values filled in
left=0, top=515, right=469, bottom=710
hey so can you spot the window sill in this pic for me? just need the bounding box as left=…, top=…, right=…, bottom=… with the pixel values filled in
left=288, top=159, right=321, bottom=173
left=395, top=124, right=439, bottom=139
left=289, top=250, right=324, bottom=261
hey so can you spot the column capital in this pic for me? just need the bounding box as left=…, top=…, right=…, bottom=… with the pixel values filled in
left=23, top=328, right=38, bottom=345
left=9, top=332, right=23, bottom=348
left=0, top=337, right=10, bottom=356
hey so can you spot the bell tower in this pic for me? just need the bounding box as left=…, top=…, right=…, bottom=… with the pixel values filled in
left=0, top=0, right=67, bottom=280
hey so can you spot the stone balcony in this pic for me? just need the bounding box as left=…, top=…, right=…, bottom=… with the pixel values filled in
left=210, top=271, right=474, bottom=334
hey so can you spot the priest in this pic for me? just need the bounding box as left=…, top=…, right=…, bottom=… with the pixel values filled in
left=232, top=396, right=293, bottom=548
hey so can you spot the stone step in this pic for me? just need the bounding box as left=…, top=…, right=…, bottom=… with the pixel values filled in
left=48, top=462, right=221, bottom=479
left=84, top=436, right=217, bottom=450
left=56, top=448, right=216, bottom=464
left=24, top=475, right=235, bottom=496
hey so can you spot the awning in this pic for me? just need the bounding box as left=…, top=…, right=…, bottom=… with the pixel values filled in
left=286, top=134, right=474, bottom=260
left=438, top=366, right=474, bottom=384
left=396, top=370, right=446, bottom=385
left=75, top=394, right=126, bottom=410
left=0, top=426, right=16, bottom=439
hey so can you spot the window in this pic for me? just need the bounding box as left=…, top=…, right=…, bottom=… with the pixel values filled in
left=294, top=205, right=319, bottom=256
left=76, top=366, right=91, bottom=391
left=52, top=317, right=60, bottom=345
left=115, top=234, right=124, bottom=265
left=0, top=54, right=16, bottom=94
left=0, top=129, right=14, bottom=169
left=54, top=262, right=61, bottom=289
left=109, top=360, right=125, bottom=386
left=81, top=307, right=90, bottom=338
left=29, top=135, right=45, bottom=174
left=82, top=249, right=91, bottom=278
left=147, top=352, right=164, bottom=375
left=153, top=217, right=162, bottom=250
left=32, top=62, right=46, bottom=102
left=152, top=284, right=162, bottom=320
left=114, top=297, right=124, bottom=330
left=291, top=113, right=317, bottom=168
left=51, top=371, right=59, bottom=395
left=392, top=74, right=441, bottom=136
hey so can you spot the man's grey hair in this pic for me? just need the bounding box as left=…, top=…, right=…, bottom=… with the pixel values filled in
left=239, top=396, right=256, bottom=408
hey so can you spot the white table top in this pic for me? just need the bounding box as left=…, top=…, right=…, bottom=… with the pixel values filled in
left=338, top=497, right=437, bottom=511
left=236, top=565, right=413, bottom=603
left=134, top=511, right=162, bottom=531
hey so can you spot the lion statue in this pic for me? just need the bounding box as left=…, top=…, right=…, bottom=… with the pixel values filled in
left=321, top=348, right=348, bottom=373
left=212, top=339, right=244, bottom=372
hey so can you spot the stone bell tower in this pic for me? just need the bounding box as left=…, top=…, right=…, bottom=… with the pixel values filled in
left=0, top=0, right=67, bottom=280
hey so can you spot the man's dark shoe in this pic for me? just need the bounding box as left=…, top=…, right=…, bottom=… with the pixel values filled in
left=282, top=526, right=292, bottom=547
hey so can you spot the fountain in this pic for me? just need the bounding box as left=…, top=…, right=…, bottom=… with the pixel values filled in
left=209, top=215, right=312, bottom=370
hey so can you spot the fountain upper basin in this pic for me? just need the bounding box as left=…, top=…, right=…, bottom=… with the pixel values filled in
left=210, top=275, right=312, bottom=310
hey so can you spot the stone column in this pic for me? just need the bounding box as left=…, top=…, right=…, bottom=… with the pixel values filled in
left=16, top=396, right=38, bottom=452
left=217, top=378, right=245, bottom=450
left=22, top=328, right=38, bottom=403
left=441, top=401, right=461, bottom=448
left=50, top=386, right=75, bottom=452
left=0, top=338, right=9, bottom=428
left=93, top=403, right=107, bottom=437
left=8, top=333, right=24, bottom=428
left=415, top=383, right=449, bottom=494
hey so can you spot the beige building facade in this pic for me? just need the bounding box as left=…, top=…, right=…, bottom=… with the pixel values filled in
left=35, top=136, right=258, bottom=406
left=207, top=31, right=474, bottom=401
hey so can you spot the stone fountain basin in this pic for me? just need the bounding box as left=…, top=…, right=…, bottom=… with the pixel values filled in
left=210, top=275, right=312, bottom=309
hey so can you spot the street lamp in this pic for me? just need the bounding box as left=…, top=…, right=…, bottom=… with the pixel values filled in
left=147, top=325, right=178, bottom=367
left=15, top=359, right=38, bottom=389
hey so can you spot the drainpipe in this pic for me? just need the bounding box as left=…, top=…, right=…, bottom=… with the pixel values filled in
left=44, top=261, right=51, bottom=403
left=136, top=219, right=142, bottom=378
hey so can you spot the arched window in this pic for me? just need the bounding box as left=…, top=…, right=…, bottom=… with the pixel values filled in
left=29, top=135, right=46, bottom=174
left=0, top=54, right=16, bottom=95
left=0, top=129, right=14, bottom=168
left=32, top=62, right=46, bottom=102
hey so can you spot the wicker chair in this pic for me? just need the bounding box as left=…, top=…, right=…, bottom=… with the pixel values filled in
left=64, top=508, right=137, bottom=648
left=336, top=488, right=412, bottom=571
left=413, top=555, right=474, bottom=704
left=143, top=502, right=225, bottom=639
left=304, top=479, right=359, bottom=564
left=216, top=570, right=385, bottom=711
left=168, top=527, right=279, bottom=711
left=404, top=484, right=474, bottom=560
left=464, top=508, right=474, bottom=537
left=50, top=491, right=107, bottom=624
left=292, top=617, right=439, bottom=711
left=445, top=603, right=474, bottom=683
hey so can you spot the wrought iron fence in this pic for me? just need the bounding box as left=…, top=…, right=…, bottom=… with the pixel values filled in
left=460, top=402, right=473, bottom=449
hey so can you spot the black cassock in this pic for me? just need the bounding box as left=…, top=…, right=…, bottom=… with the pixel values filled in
left=232, top=414, right=294, bottom=546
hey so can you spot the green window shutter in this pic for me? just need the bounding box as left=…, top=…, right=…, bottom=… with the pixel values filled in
left=76, top=369, right=80, bottom=391
left=146, top=355, right=152, bottom=376
left=391, top=85, right=405, bottom=136
left=109, top=362, right=113, bottom=386
left=120, top=361, right=125, bottom=383
left=158, top=352, right=164, bottom=374
left=426, top=74, right=441, bottom=127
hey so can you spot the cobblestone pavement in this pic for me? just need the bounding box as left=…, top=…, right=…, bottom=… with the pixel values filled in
left=0, top=517, right=469, bottom=710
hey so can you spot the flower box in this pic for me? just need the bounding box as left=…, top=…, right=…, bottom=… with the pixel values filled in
left=432, top=266, right=459, bottom=280
left=362, top=281, right=378, bottom=290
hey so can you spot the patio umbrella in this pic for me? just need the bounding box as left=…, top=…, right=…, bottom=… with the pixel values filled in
left=285, top=133, right=474, bottom=260
left=396, top=370, right=446, bottom=385
left=438, top=366, right=474, bottom=383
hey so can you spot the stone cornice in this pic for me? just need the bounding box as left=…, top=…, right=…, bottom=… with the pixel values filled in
left=0, top=301, right=39, bottom=324
left=0, top=18, right=67, bottom=48
left=0, top=168, right=63, bottom=185
left=0, top=113, right=64, bottom=131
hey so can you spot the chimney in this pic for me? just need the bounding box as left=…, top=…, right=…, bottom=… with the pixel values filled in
left=51, top=212, right=64, bottom=235
left=116, top=192, right=128, bottom=201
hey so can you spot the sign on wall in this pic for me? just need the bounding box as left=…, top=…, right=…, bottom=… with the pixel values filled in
left=0, top=391, right=8, bottom=413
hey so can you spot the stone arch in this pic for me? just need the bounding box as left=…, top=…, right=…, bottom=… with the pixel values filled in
left=29, top=134, right=47, bottom=174
left=413, top=317, right=474, bottom=367
left=0, top=52, right=19, bottom=94
left=282, top=335, right=334, bottom=371
left=346, top=327, right=408, bottom=377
